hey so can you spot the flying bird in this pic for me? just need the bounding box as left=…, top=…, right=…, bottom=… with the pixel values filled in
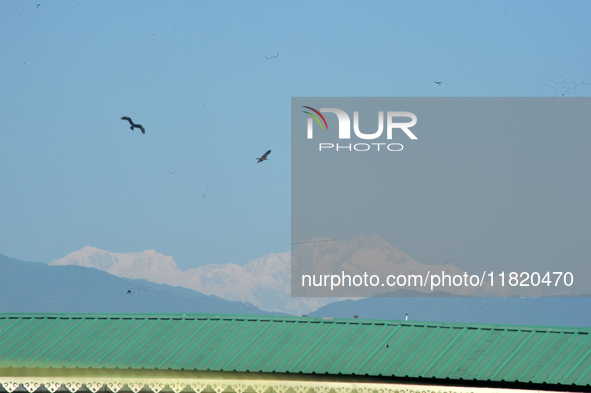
left=434, top=81, right=442, bottom=85
left=121, top=116, right=145, bottom=134
left=256, top=149, right=271, bottom=163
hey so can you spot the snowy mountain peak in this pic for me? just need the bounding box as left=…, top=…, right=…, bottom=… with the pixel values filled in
left=50, top=248, right=183, bottom=284
left=49, top=234, right=530, bottom=315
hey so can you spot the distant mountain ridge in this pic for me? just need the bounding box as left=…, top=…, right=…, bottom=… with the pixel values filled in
left=50, top=234, right=527, bottom=315
left=0, top=253, right=284, bottom=315
left=51, top=246, right=185, bottom=283
left=51, top=246, right=333, bottom=315
left=310, top=291, right=591, bottom=327
left=3, top=251, right=591, bottom=327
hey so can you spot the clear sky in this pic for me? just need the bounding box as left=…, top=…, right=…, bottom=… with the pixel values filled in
left=1, top=1, right=590, bottom=271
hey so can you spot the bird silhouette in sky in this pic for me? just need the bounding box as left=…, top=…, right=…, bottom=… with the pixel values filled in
left=434, top=81, right=442, bottom=85
left=256, top=150, right=271, bottom=163
left=121, top=116, right=145, bottom=134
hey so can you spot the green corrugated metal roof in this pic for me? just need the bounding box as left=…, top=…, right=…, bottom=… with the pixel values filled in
left=0, top=314, right=590, bottom=387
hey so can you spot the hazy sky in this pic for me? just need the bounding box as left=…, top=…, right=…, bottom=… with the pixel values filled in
left=1, top=1, right=589, bottom=271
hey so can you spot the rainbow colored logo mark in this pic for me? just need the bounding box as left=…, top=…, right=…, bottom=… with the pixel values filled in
left=302, top=106, right=328, bottom=130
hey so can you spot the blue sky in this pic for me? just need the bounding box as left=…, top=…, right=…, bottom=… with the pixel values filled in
left=1, top=1, right=590, bottom=271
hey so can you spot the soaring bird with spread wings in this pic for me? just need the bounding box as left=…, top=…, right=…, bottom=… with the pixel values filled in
left=121, top=116, right=145, bottom=134
left=256, top=150, right=271, bottom=163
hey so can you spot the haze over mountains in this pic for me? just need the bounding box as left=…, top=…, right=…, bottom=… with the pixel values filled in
left=0, top=253, right=282, bottom=315
left=310, top=294, right=591, bottom=327
left=2, top=239, right=591, bottom=326
left=291, top=234, right=534, bottom=297
left=50, top=234, right=532, bottom=316
left=50, top=246, right=331, bottom=315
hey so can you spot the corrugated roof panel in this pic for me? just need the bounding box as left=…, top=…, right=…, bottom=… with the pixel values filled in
left=505, top=330, right=567, bottom=382
left=462, top=328, right=510, bottom=380
left=304, top=323, right=351, bottom=373
left=227, top=319, right=277, bottom=372
left=561, top=340, right=591, bottom=385
left=296, top=322, right=346, bottom=374
left=552, top=334, right=591, bottom=385
left=77, top=318, right=128, bottom=366
left=22, top=317, right=84, bottom=367
left=404, top=326, right=453, bottom=377
left=265, top=321, right=319, bottom=373
left=210, top=319, right=264, bottom=371
left=104, top=318, right=166, bottom=368
left=377, top=325, right=431, bottom=376
left=420, top=327, right=469, bottom=377
left=348, top=324, right=397, bottom=376
left=99, top=317, right=152, bottom=368
left=169, top=318, right=224, bottom=370
left=514, top=332, right=584, bottom=381
left=122, top=318, right=175, bottom=368
left=254, top=320, right=309, bottom=371
left=447, top=327, right=495, bottom=379
left=0, top=314, right=589, bottom=388
left=47, top=317, right=107, bottom=366
left=11, top=317, right=65, bottom=365
left=249, top=320, right=309, bottom=372
left=325, top=322, right=370, bottom=374
left=0, top=317, right=39, bottom=362
left=145, top=318, right=204, bottom=369
left=521, top=331, right=568, bottom=383
left=199, top=319, right=250, bottom=370
left=357, top=323, right=404, bottom=376
left=407, top=326, right=457, bottom=377
left=364, top=324, right=405, bottom=376
left=496, top=331, right=542, bottom=381
left=474, top=328, right=525, bottom=381
left=193, top=318, right=251, bottom=370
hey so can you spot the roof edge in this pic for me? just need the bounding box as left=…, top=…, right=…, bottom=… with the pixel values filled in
left=0, top=313, right=589, bottom=332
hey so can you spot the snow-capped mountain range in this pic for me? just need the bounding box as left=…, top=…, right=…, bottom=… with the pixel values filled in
left=50, top=246, right=331, bottom=315
left=50, top=234, right=526, bottom=315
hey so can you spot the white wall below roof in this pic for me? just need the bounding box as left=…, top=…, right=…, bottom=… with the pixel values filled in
left=0, top=376, right=576, bottom=393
